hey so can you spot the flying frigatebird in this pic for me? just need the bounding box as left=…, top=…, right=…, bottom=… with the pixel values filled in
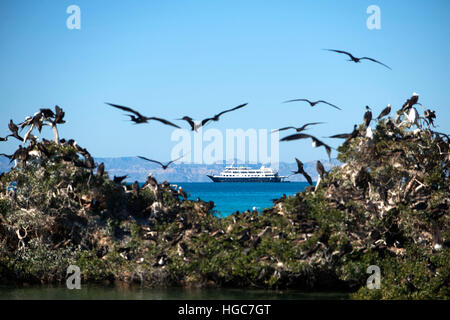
left=201, top=103, right=248, bottom=127
left=328, top=124, right=359, bottom=142
left=177, top=103, right=248, bottom=131
left=292, top=158, right=313, bottom=186
left=177, top=116, right=200, bottom=132
left=106, top=103, right=180, bottom=128
left=271, top=122, right=324, bottom=133
left=280, top=133, right=332, bottom=159
left=137, top=154, right=185, bottom=170
left=324, top=49, right=391, bottom=70
left=283, top=98, right=341, bottom=110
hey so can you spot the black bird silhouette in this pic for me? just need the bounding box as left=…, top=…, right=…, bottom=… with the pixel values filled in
left=84, top=154, right=95, bottom=169
left=40, top=108, right=55, bottom=119
left=424, top=109, right=436, bottom=127
left=132, top=181, right=140, bottom=197
left=400, top=93, right=419, bottom=112
left=8, top=120, right=23, bottom=141
left=280, top=133, right=332, bottom=159
left=177, top=116, right=200, bottom=131
left=377, top=104, right=391, bottom=120
left=324, top=49, right=391, bottom=70
left=97, top=162, right=105, bottom=177
left=54, top=105, right=66, bottom=124
left=201, top=103, right=248, bottom=127
left=20, top=112, right=46, bottom=134
left=10, top=145, right=29, bottom=163
left=113, top=175, right=127, bottom=184
left=106, top=103, right=180, bottom=128
left=271, top=122, right=324, bottom=133
left=143, top=174, right=158, bottom=188
left=283, top=99, right=341, bottom=110
left=328, top=125, right=358, bottom=140
left=280, top=133, right=313, bottom=142
left=316, top=161, right=327, bottom=179
left=311, top=136, right=332, bottom=159
left=138, top=155, right=184, bottom=170
left=0, top=153, right=12, bottom=159
left=292, top=158, right=313, bottom=186
left=363, top=106, right=372, bottom=127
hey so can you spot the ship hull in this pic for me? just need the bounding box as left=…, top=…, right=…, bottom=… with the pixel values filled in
left=207, top=175, right=285, bottom=182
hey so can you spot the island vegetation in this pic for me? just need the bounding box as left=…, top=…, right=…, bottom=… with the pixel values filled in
left=0, top=102, right=448, bottom=299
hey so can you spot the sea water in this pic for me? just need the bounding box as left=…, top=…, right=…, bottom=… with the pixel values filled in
left=173, top=182, right=308, bottom=217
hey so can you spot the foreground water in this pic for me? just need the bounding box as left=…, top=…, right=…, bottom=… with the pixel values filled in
left=0, top=285, right=348, bottom=300
left=173, top=182, right=308, bottom=217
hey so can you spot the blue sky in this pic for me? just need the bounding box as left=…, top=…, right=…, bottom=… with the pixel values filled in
left=1, top=0, right=449, bottom=163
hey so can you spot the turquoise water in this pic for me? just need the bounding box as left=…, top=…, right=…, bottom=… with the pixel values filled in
left=0, top=285, right=348, bottom=300
left=174, top=182, right=308, bottom=217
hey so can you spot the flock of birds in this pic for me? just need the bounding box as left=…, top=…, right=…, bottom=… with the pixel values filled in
left=0, top=48, right=443, bottom=189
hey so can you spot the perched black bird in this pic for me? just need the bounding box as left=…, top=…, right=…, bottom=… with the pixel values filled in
left=40, top=108, right=55, bottom=118
left=106, top=103, right=180, bottom=128
left=316, top=161, right=327, bottom=179
left=8, top=120, right=23, bottom=141
left=424, top=109, right=436, bottom=127
left=132, top=181, right=140, bottom=197
left=426, top=257, right=437, bottom=274
left=400, top=93, right=419, bottom=112
left=10, top=145, right=29, bottom=163
left=283, top=98, right=341, bottom=110
left=138, top=155, right=184, bottom=170
left=113, top=175, right=127, bottom=184
left=178, top=186, right=187, bottom=200
left=292, top=158, right=313, bottom=186
left=54, top=105, right=66, bottom=124
left=84, top=154, right=95, bottom=169
left=36, top=143, right=50, bottom=158
left=201, top=103, right=248, bottom=127
left=363, top=106, right=372, bottom=127
left=271, top=122, right=324, bottom=133
left=324, top=49, right=391, bottom=70
left=143, top=174, right=158, bottom=188
left=97, top=162, right=105, bottom=177
left=377, top=104, right=391, bottom=120
left=272, top=194, right=287, bottom=204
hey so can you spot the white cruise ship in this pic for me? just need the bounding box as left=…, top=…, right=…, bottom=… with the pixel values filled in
left=207, top=165, right=287, bottom=182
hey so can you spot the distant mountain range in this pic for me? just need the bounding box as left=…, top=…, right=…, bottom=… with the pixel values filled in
left=0, top=157, right=340, bottom=183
